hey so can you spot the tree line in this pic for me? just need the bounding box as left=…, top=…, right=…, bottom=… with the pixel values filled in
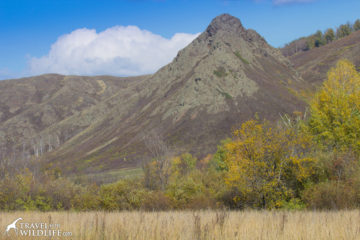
left=281, top=19, right=360, bottom=57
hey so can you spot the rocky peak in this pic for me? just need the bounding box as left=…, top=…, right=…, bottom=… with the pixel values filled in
left=206, top=14, right=245, bottom=37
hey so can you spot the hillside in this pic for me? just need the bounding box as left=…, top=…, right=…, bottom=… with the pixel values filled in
left=0, top=14, right=306, bottom=176
left=289, top=30, right=360, bottom=86
left=0, top=74, right=149, bottom=171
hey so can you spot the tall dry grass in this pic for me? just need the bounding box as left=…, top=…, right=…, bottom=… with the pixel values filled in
left=0, top=210, right=360, bottom=239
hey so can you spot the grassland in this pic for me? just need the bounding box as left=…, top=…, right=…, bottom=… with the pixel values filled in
left=1, top=210, right=360, bottom=240
left=71, top=167, right=143, bottom=184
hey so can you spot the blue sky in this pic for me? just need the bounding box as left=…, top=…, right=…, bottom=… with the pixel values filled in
left=0, top=0, right=359, bottom=79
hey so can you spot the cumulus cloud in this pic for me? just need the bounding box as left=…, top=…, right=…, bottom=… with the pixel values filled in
left=29, top=26, right=199, bottom=76
left=273, top=0, right=315, bottom=5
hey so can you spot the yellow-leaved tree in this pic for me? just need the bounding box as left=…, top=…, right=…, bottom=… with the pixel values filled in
left=223, top=120, right=315, bottom=209
left=308, top=59, right=360, bottom=152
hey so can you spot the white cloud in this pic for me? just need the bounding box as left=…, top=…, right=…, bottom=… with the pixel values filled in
left=29, top=26, right=199, bottom=76
left=273, top=0, right=315, bottom=4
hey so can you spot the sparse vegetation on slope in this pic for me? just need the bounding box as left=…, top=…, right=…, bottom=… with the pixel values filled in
left=213, top=66, right=228, bottom=78
left=289, top=30, right=360, bottom=86
left=234, top=51, right=250, bottom=64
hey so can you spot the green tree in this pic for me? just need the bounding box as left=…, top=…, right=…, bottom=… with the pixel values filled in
left=324, top=28, right=335, bottom=44
left=210, top=139, right=231, bottom=171
left=314, top=30, right=325, bottom=47
left=306, top=36, right=315, bottom=49
left=354, top=19, right=360, bottom=31
left=336, top=24, right=352, bottom=39
left=306, top=31, right=325, bottom=49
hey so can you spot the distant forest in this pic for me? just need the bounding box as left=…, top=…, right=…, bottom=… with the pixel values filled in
left=281, top=19, right=360, bottom=57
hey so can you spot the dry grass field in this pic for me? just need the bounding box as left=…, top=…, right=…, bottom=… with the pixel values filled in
left=0, top=210, right=360, bottom=240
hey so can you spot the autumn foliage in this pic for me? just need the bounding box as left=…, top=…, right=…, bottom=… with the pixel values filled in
left=1, top=59, right=360, bottom=211
left=223, top=120, right=315, bottom=209
left=308, top=59, right=360, bottom=152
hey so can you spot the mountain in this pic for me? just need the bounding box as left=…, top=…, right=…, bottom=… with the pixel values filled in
left=288, top=30, right=360, bottom=86
left=0, top=74, right=149, bottom=171
left=0, top=14, right=305, bottom=176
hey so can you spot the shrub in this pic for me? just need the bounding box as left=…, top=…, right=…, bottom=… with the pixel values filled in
left=302, top=181, right=358, bottom=209
left=99, top=179, right=146, bottom=210
left=141, top=191, right=173, bottom=211
left=234, top=51, right=250, bottom=64
left=213, top=67, right=228, bottom=78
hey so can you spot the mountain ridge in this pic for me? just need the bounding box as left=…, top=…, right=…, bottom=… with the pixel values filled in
left=1, top=14, right=306, bottom=176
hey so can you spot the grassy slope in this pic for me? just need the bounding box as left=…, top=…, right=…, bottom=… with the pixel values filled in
left=71, top=167, right=143, bottom=185
left=290, top=31, right=360, bottom=86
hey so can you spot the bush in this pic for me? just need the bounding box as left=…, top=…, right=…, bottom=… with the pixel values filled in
left=141, top=191, right=173, bottom=211
left=185, top=194, right=217, bottom=209
left=213, top=67, right=227, bottom=78
left=302, top=149, right=360, bottom=209
left=99, top=179, right=146, bottom=210
left=302, top=181, right=358, bottom=209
